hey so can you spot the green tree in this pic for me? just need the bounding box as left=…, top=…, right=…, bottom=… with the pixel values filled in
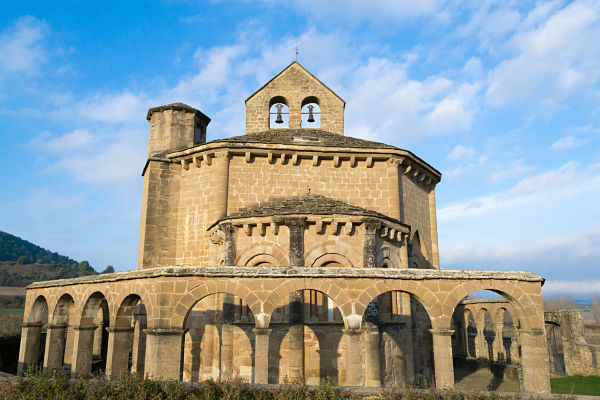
left=16, top=255, right=28, bottom=265
left=592, top=294, right=600, bottom=323
left=102, top=265, right=115, bottom=274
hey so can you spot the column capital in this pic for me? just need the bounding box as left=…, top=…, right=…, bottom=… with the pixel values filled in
left=429, top=328, right=455, bottom=336
left=143, top=328, right=187, bottom=336
left=342, top=328, right=362, bottom=336
left=47, top=323, right=68, bottom=329
left=252, top=328, right=272, bottom=336
left=21, top=322, right=44, bottom=328
left=285, top=217, right=307, bottom=229
left=73, top=325, right=98, bottom=331
left=106, top=326, right=135, bottom=333
left=219, top=221, right=235, bottom=235
left=363, top=219, right=381, bottom=235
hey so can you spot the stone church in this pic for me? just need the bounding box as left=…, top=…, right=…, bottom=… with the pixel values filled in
left=18, top=62, right=551, bottom=393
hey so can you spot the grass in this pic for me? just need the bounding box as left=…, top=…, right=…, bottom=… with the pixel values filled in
left=0, top=308, right=24, bottom=315
left=551, top=375, right=600, bottom=396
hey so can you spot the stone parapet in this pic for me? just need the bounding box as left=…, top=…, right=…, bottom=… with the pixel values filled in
left=26, top=266, right=543, bottom=289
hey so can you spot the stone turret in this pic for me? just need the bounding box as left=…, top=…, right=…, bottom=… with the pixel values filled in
left=146, top=103, right=210, bottom=156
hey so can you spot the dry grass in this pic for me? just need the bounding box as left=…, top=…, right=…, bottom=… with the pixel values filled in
left=0, top=287, right=26, bottom=296
left=0, top=313, right=22, bottom=335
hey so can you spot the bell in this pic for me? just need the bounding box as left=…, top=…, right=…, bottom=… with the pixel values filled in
left=307, top=105, right=315, bottom=123
left=275, top=104, right=284, bottom=124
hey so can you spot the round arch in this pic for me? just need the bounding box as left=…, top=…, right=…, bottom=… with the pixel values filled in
left=80, top=291, right=109, bottom=326
left=170, top=280, right=262, bottom=329
left=27, top=295, right=48, bottom=323
left=262, top=280, right=352, bottom=327
left=236, top=243, right=288, bottom=267
left=304, top=240, right=361, bottom=268
left=110, top=286, right=154, bottom=327
left=376, top=246, right=402, bottom=268
left=312, top=253, right=352, bottom=268
left=50, top=293, right=75, bottom=325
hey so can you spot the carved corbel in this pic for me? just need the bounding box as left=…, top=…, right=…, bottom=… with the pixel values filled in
left=349, top=155, right=357, bottom=168
left=270, top=221, right=279, bottom=235
left=267, top=152, right=275, bottom=164
left=259, top=222, right=267, bottom=236
left=343, top=221, right=353, bottom=235
left=315, top=219, right=325, bottom=235
left=245, top=152, right=252, bottom=163
left=209, top=229, right=225, bottom=245
left=333, top=155, right=340, bottom=167
left=181, top=159, right=190, bottom=170
left=193, top=155, right=202, bottom=168
left=204, top=153, right=213, bottom=165
left=292, top=154, right=299, bottom=165
left=380, top=226, right=389, bottom=238
left=366, top=156, right=373, bottom=168
left=312, top=155, right=319, bottom=166
left=243, top=224, right=252, bottom=236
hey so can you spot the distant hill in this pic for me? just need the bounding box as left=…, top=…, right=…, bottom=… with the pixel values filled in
left=0, top=230, right=78, bottom=265
left=0, top=230, right=97, bottom=288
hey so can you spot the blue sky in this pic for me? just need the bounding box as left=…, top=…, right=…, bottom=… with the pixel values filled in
left=1, top=1, right=599, bottom=298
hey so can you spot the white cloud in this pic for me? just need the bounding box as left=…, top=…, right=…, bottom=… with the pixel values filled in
left=550, top=135, right=587, bottom=151
left=0, top=16, right=47, bottom=76
left=441, top=225, right=600, bottom=281
left=439, top=161, right=600, bottom=220
left=543, top=280, right=600, bottom=295
left=486, top=0, right=600, bottom=107
left=448, top=144, right=475, bottom=161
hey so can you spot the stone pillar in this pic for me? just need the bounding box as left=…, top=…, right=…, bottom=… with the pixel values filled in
left=106, top=327, right=134, bottom=379
left=17, top=322, right=44, bottom=376
left=43, top=324, right=67, bottom=371
left=520, top=329, right=551, bottom=393
left=428, top=189, right=440, bottom=268
left=221, top=222, right=236, bottom=265
left=493, top=324, right=505, bottom=362
left=400, top=293, right=415, bottom=382
left=343, top=328, right=362, bottom=386
left=475, top=323, right=486, bottom=360
left=63, top=323, right=76, bottom=369
left=430, top=329, right=455, bottom=390
left=213, top=151, right=230, bottom=222
left=510, top=336, right=520, bottom=364
left=144, top=328, right=185, bottom=380
left=253, top=328, right=271, bottom=384
left=70, top=325, right=97, bottom=377
left=286, top=218, right=306, bottom=267
left=399, top=233, right=409, bottom=268
left=221, top=293, right=235, bottom=380
left=363, top=220, right=380, bottom=268
left=363, top=324, right=381, bottom=387
left=131, top=313, right=147, bottom=375
left=288, top=290, right=304, bottom=380
left=454, top=321, right=468, bottom=358
left=386, top=157, right=402, bottom=221
left=92, top=322, right=104, bottom=359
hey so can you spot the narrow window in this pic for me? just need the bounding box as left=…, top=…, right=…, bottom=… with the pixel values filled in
left=301, top=96, right=320, bottom=128
left=269, top=96, right=289, bottom=128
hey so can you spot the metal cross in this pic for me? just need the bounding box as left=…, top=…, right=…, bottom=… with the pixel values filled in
left=295, top=47, right=299, bottom=61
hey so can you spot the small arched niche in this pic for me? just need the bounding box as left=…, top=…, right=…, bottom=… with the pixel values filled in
left=269, top=96, right=289, bottom=128
left=301, top=96, right=320, bottom=128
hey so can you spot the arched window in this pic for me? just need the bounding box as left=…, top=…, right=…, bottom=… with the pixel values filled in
left=269, top=96, right=289, bottom=128
left=301, top=96, right=320, bottom=128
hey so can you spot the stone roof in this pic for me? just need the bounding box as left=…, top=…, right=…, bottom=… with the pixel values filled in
left=221, top=194, right=399, bottom=223
left=146, top=102, right=211, bottom=122
left=211, top=128, right=397, bottom=150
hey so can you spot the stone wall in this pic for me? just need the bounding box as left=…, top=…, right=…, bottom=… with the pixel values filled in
left=545, top=310, right=600, bottom=376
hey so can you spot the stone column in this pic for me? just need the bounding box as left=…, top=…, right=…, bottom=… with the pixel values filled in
left=70, top=325, right=98, bottom=377
left=63, top=323, right=76, bottom=369
left=212, top=151, right=230, bottom=222
left=399, top=233, right=409, bottom=268
left=106, top=327, right=134, bottom=379
left=493, top=323, right=505, bottom=362
left=253, top=328, right=271, bottom=384
left=92, top=322, right=104, bottom=359
left=131, top=313, right=147, bottom=374
left=430, top=329, right=455, bottom=390
left=288, top=290, right=304, bottom=380
left=221, top=222, right=236, bottom=265
left=43, top=324, right=67, bottom=371
left=343, top=328, right=362, bottom=386
left=519, top=329, right=551, bottom=393
left=363, top=324, right=381, bottom=387
left=286, top=218, right=306, bottom=267
left=363, top=220, right=380, bottom=268
left=386, top=157, right=402, bottom=221
left=475, top=323, right=486, bottom=360
left=17, top=322, right=44, bottom=376
left=221, top=293, right=235, bottom=380
left=144, top=328, right=185, bottom=380
left=400, top=293, right=415, bottom=382
left=427, top=189, right=440, bottom=268
left=510, top=336, right=520, bottom=364
left=454, top=321, right=468, bottom=358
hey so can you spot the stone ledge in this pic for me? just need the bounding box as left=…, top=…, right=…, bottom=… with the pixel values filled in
left=25, top=266, right=544, bottom=289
